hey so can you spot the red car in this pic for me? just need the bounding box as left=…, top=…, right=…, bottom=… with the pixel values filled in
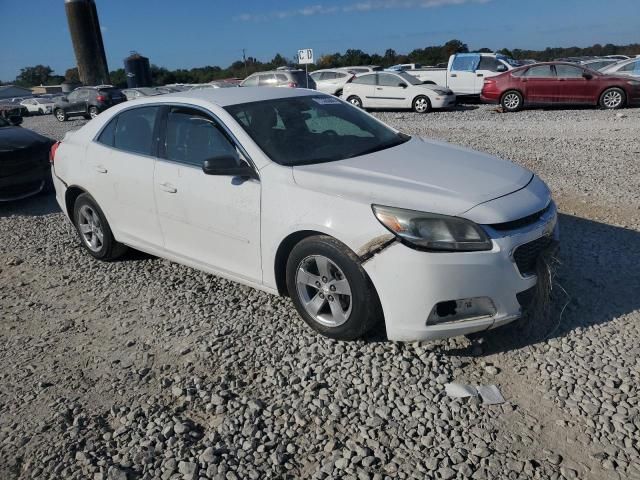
left=481, top=62, right=640, bottom=112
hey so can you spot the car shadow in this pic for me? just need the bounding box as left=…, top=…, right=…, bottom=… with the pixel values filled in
left=0, top=192, right=60, bottom=218
left=443, top=214, right=640, bottom=356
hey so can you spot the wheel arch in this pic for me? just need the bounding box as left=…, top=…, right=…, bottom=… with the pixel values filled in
left=274, top=230, right=327, bottom=296
left=64, top=185, right=88, bottom=220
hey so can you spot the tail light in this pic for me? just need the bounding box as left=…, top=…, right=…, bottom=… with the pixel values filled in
left=287, top=82, right=297, bottom=88
left=96, top=95, right=106, bottom=102
left=49, top=141, right=61, bottom=165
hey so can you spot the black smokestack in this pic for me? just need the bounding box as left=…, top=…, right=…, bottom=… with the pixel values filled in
left=65, top=0, right=110, bottom=86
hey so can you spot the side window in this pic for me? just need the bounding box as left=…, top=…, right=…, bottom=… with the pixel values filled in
left=310, top=72, right=322, bottom=81
left=67, top=91, right=79, bottom=102
left=478, top=57, right=502, bottom=72
left=243, top=75, right=258, bottom=87
left=353, top=74, right=376, bottom=85
left=554, top=65, right=584, bottom=78
left=335, top=72, right=348, bottom=79
left=524, top=65, right=554, bottom=78
left=275, top=74, right=288, bottom=85
left=377, top=73, right=402, bottom=87
left=451, top=55, right=479, bottom=72
left=164, top=107, right=239, bottom=167
left=113, top=106, right=160, bottom=156
left=77, top=90, right=90, bottom=101
left=258, top=74, right=275, bottom=86
left=97, top=118, right=117, bottom=147
left=619, top=60, right=640, bottom=72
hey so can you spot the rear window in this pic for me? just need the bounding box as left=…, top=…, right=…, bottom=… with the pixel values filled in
left=352, top=74, right=376, bottom=85
left=101, top=106, right=161, bottom=155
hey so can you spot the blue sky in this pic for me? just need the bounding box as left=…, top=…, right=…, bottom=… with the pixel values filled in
left=0, top=0, right=638, bottom=81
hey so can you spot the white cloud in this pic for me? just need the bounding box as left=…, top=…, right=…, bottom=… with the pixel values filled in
left=235, top=0, right=492, bottom=21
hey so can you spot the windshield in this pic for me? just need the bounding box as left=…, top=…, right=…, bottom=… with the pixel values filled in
left=225, top=96, right=410, bottom=166
left=497, top=54, right=522, bottom=67
left=396, top=72, right=422, bottom=85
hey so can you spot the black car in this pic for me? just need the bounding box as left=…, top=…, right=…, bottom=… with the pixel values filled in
left=53, top=86, right=126, bottom=122
left=0, top=115, right=54, bottom=201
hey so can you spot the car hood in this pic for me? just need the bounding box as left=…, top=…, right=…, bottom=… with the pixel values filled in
left=0, top=126, right=51, bottom=153
left=292, top=136, right=533, bottom=220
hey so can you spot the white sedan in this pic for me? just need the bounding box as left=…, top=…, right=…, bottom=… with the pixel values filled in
left=50, top=88, right=558, bottom=341
left=309, top=69, right=356, bottom=96
left=342, top=71, right=456, bottom=113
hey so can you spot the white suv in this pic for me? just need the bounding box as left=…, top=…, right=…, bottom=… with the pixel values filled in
left=343, top=71, right=456, bottom=113
left=309, top=69, right=356, bottom=96
left=240, top=70, right=316, bottom=89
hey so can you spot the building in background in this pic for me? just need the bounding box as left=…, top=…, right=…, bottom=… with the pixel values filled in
left=65, top=0, right=110, bottom=86
left=124, top=52, right=152, bottom=88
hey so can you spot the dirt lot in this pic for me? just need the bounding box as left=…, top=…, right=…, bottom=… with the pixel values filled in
left=1, top=107, right=639, bottom=480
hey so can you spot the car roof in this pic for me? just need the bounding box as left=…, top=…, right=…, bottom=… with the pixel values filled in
left=133, top=87, right=321, bottom=107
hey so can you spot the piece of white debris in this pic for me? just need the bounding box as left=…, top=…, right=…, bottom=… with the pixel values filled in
left=476, top=385, right=505, bottom=405
left=444, top=383, right=505, bottom=405
left=444, top=383, right=478, bottom=398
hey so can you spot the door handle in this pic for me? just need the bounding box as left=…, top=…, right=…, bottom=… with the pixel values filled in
left=95, top=165, right=107, bottom=174
left=477, top=73, right=484, bottom=77
left=450, top=73, right=457, bottom=78
left=159, top=182, right=177, bottom=193
left=376, top=87, right=383, bottom=90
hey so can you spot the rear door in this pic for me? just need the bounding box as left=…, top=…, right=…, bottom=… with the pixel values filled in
left=521, top=65, right=557, bottom=104
left=476, top=56, right=508, bottom=88
left=372, top=73, right=409, bottom=108
left=447, top=54, right=480, bottom=95
left=554, top=64, right=596, bottom=103
left=87, top=106, right=164, bottom=247
left=348, top=74, right=376, bottom=107
left=154, top=105, right=262, bottom=281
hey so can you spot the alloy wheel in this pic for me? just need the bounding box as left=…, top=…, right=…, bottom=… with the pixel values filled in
left=55, top=110, right=65, bottom=121
left=602, top=90, right=622, bottom=109
left=503, top=93, right=520, bottom=110
left=78, top=205, right=104, bottom=252
left=414, top=97, right=429, bottom=113
left=89, top=107, right=99, bottom=118
left=295, top=255, right=353, bottom=327
left=349, top=97, right=362, bottom=108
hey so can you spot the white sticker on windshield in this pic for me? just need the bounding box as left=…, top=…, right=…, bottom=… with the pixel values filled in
left=312, top=97, right=341, bottom=105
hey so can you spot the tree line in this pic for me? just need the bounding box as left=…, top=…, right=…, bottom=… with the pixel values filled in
left=5, top=40, right=639, bottom=88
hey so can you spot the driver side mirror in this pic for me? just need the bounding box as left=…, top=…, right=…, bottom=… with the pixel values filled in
left=582, top=72, right=593, bottom=80
left=9, top=115, right=23, bottom=126
left=202, top=154, right=257, bottom=179
left=496, top=64, right=508, bottom=73
left=398, top=82, right=408, bottom=88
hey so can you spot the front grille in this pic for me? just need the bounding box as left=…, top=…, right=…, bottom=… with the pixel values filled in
left=513, top=236, right=553, bottom=276
left=490, top=204, right=550, bottom=231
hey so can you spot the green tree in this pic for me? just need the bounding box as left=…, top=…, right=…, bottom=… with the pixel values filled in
left=15, top=65, right=54, bottom=87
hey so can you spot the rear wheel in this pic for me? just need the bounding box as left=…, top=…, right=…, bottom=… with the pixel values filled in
left=286, top=235, right=382, bottom=340
left=501, top=90, right=523, bottom=112
left=54, top=109, right=67, bottom=122
left=599, top=88, right=625, bottom=109
left=347, top=95, right=363, bottom=108
left=412, top=95, right=431, bottom=113
left=73, top=193, right=127, bottom=261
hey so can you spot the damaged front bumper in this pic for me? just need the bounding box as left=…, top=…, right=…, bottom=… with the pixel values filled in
left=363, top=203, right=559, bottom=341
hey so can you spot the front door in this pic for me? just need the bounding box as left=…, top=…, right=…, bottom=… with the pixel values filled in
left=447, top=54, right=479, bottom=95
left=371, top=73, right=409, bottom=108
left=554, top=64, right=597, bottom=103
left=86, top=105, right=164, bottom=248
left=154, top=106, right=262, bottom=282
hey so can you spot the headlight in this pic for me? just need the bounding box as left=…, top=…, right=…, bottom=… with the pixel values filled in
left=372, top=205, right=492, bottom=252
left=431, top=89, right=449, bottom=95
left=628, top=80, right=640, bottom=86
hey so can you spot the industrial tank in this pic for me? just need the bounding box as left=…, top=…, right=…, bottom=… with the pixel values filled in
left=64, top=0, right=110, bottom=86
left=124, top=52, right=152, bottom=88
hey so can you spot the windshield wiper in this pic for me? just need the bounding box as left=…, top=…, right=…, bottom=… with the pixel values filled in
left=347, top=135, right=410, bottom=159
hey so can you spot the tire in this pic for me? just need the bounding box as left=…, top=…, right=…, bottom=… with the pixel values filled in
left=501, top=90, right=523, bottom=112
left=54, top=108, right=67, bottom=122
left=335, top=89, right=343, bottom=97
left=88, top=106, right=99, bottom=118
left=599, top=87, right=625, bottom=109
left=38, top=108, right=44, bottom=115
left=73, top=193, right=127, bottom=261
left=412, top=95, right=431, bottom=113
left=347, top=95, right=363, bottom=108
left=286, top=235, right=383, bottom=340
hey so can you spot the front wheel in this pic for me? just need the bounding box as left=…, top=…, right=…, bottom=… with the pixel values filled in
left=286, top=236, right=383, bottom=340
left=412, top=95, right=431, bottom=113
left=346, top=95, right=363, bottom=108
left=599, top=88, right=625, bottom=109
left=54, top=109, right=67, bottom=122
left=88, top=106, right=99, bottom=118
left=73, top=193, right=127, bottom=261
left=501, top=90, right=523, bottom=112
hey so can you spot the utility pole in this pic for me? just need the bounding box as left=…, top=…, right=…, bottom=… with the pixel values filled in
left=242, top=49, right=248, bottom=78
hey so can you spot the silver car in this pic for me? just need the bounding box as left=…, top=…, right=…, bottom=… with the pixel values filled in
left=309, top=69, right=356, bottom=96
left=240, top=70, right=316, bottom=89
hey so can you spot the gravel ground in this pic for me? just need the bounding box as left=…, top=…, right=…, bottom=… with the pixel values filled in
left=1, top=108, right=639, bottom=480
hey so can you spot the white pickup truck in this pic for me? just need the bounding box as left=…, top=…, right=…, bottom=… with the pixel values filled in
left=404, top=53, right=521, bottom=96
